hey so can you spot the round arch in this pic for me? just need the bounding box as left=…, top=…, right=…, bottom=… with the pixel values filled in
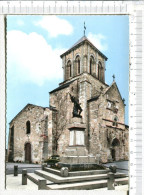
left=112, top=138, right=120, bottom=147
left=26, top=120, right=31, bottom=134
left=89, top=55, right=95, bottom=75
left=66, top=60, right=72, bottom=78
left=75, top=55, right=81, bottom=75
left=113, top=116, right=119, bottom=126
left=98, top=61, right=103, bottom=81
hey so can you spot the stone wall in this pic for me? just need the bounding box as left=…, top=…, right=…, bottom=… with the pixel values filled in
left=49, top=73, right=129, bottom=163
left=8, top=105, right=50, bottom=163
left=62, top=42, right=106, bottom=83
left=49, top=80, right=79, bottom=156
left=88, top=82, right=129, bottom=163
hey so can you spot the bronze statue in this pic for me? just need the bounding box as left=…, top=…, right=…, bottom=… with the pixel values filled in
left=68, top=93, right=82, bottom=118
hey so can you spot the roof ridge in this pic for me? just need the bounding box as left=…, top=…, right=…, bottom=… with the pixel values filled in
left=9, top=103, right=49, bottom=124
left=60, top=35, right=108, bottom=60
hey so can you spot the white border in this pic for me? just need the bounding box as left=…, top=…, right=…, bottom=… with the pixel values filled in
left=0, top=1, right=143, bottom=195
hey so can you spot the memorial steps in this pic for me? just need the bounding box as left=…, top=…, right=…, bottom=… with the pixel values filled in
left=26, top=167, right=128, bottom=190
left=27, top=173, right=53, bottom=185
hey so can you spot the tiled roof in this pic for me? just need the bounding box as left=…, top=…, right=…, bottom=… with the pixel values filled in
left=60, top=36, right=108, bottom=60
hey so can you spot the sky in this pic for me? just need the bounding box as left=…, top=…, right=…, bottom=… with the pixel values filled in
left=7, top=15, right=129, bottom=146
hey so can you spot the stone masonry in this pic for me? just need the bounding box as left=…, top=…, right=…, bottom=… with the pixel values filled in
left=8, top=35, right=129, bottom=164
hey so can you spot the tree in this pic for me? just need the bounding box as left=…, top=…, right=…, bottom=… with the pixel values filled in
left=52, top=92, right=68, bottom=154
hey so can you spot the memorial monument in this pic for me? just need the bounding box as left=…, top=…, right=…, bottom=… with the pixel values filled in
left=8, top=25, right=129, bottom=164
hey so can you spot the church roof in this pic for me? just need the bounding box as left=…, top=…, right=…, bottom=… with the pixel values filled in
left=60, top=36, right=108, bottom=60
left=104, top=81, right=125, bottom=105
left=9, top=104, right=50, bottom=124
left=49, top=80, right=75, bottom=94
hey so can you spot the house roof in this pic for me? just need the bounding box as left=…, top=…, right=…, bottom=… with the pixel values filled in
left=49, top=80, right=75, bottom=94
left=9, top=103, right=50, bottom=124
left=60, top=36, right=108, bottom=60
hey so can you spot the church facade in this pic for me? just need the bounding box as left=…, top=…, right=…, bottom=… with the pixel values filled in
left=8, top=36, right=129, bottom=164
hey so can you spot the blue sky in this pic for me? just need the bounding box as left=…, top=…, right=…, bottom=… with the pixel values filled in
left=7, top=15, right=129, bottom=145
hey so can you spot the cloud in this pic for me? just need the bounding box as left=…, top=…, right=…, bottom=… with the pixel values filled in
left=7, top=30, right=65, bottom=86
left=87, top=33, right=108, bottom=52
left=34, top=16, right=73, bottom=37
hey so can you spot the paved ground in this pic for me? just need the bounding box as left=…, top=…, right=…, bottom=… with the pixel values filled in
left=6, top=161, right=129, bottom=191
left=6, top=163, right=41, bottom=175
left=6, top=174, right=38, bottom=190
left=103, top=161, right=129, bottom=175
left=6, top=174, right=128, bottom=191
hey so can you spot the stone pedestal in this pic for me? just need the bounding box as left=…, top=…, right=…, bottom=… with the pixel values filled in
left=59, top=118, right=96, bottom=169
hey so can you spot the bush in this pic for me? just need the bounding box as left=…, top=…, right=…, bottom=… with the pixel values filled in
left=44, top=159, right=59, bottom=164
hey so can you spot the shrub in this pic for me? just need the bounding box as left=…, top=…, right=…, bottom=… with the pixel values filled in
left=44, top=159, right=59, bottom=164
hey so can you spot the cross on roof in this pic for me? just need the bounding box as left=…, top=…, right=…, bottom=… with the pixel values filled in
left=84, top=22, right=86, bottom=36
left=112, top=74, right=115, bottom=81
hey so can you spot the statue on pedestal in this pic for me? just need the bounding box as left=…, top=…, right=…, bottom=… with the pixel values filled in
left=68, top=93, right=82, bottom=118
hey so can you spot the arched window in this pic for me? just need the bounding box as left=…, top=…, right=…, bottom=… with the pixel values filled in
left=69, top=64, right=72, bottom=77
left=26, top=121, right=31, bottom=134
left=112, top=138, right=120, bottom=147
left=75, top=56, right=80, bottom=75
left=78, top=59, right=80, bottom=74
left=98, top=61, right=103, bottom=81
left=67, top=60, right=72, bottom=78
left=90, top=56, right=94, bottom=75
left=113, top=116, right=118, bottom=127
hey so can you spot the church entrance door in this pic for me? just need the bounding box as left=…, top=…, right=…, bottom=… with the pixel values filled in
left=25, top=143, right=31, bottom=163
left=111, top=138, right=120, bottom=161
left=111, top=149, right=115, bottom=161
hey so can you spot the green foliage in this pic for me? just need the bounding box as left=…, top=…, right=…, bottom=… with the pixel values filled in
left=44, top=158, right=59, bottom=164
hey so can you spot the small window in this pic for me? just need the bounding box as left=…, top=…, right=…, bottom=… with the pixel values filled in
left=67, top=60, right=72, bottom=78
left=90, top=56, right=94, bottom=75
left=69, top=64, right=72, bottom=77
left=90, top=58, right=92, bottom=74
left=78, top=58, right=80, bottom=74
left=98, top=61, right=103, bottom=81
left=113, top=116, right=118, bottom=127
left=26, top=121, right=31, bottom=134
left=75, top=55, right=80, bottom=74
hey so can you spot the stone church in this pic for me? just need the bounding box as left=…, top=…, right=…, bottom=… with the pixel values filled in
left=8, top=35, right=129, bottom=164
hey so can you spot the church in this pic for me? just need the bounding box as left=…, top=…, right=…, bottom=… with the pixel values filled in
left=8, top=33, right=129, bottom=164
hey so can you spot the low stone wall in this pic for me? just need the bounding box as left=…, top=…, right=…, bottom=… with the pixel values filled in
left=58, top=162, right=106, bottom=171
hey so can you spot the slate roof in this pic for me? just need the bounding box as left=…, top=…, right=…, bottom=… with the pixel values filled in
left=49, top=80, right=75, bottom=94
left=60, top=36, right=108, bottom=60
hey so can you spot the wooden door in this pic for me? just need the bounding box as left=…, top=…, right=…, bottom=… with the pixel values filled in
left=25, top=143, right=31, bottom=163
left=111, top=149, right=115, bottom=161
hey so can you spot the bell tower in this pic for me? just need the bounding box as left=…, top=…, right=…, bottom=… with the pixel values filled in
left=60, top=35, right=108, bottom=84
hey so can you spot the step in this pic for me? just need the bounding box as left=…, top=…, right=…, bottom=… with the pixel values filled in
left=46, top=177, right=129, bottom=190
left=44, top=167, right=109, bottom=177
left=27, top=173, right=53, bottom=185
left=69, top=169, right=110, bottom=177
left=35, top=170, right=127, bottom=184
left=44, top=167, right=61, bottom=176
